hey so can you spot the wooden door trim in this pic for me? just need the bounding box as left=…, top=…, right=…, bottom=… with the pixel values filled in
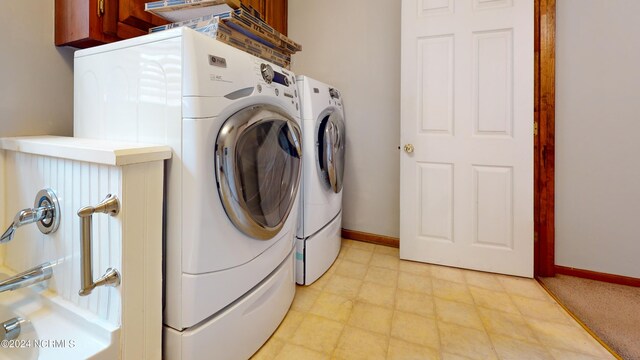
left=555, top=266, right=640, bottom=287
left=534, top=0, right=556, bottom=277
left=341, top=228, right=400, bottom=248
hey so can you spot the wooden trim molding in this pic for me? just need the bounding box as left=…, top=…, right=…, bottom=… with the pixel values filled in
left=341, top=228, right=399, bottom=248
left=554, top=266, right=640, bottom=288
left=534, top=0, right=556, bottom=277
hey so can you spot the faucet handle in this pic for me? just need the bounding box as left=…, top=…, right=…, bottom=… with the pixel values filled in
left=14, top=207, right=49, bottom=227
left=0, top=189, right=60, bottom=244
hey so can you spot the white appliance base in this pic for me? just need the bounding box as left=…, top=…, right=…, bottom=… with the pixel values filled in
left=163, top=250, right=296, bottom=360
left=296, top=211, right=342, bottom=285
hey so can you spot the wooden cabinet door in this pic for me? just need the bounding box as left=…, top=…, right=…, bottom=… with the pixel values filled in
left=56, top=0, right=167, bottom=47
left=56, top=0, right=119, bottom=47
left=115, top=0, right=169, bottom=39
left=265, top=0, right=287, bottom=35
left=241, top=0, right=266, bottom=17
left=119, top=0, right=168, bottom=29
left=240, top=0, right=287, bottom=35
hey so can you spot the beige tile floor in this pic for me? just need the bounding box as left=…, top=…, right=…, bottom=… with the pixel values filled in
left=252, top=239, right=615, bottom=360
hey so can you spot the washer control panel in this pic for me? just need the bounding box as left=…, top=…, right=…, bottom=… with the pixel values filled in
left=260, top=63, right=274, bottom=84
left=255, top=61, right=298, bottom=112
left=260, top=63, right=292, bottom=87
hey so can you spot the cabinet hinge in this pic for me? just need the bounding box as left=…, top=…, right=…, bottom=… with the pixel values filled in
left=98, top=0, right=105, bottom=17
left=534, top=122, right=538, bottom=136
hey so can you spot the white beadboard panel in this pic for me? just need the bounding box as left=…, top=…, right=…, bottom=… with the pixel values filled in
left=472, top=29, right=514, bottom=137
left=120, top=162, right=163, bottom=360
left=420, top=0, right=454, bottom=16
left=418, top=35, right=455, bottom=135
left=98, top=165, right=110, bottom=321
left=2, top=151, right=122, bottom=326
left=1, top=150, right=164, bottom=358
left=0, top=151, right=5, bottom=263
left=472, top=165, right=514, bottom=249
left=108, top=164, right=123, bottom=326
left=418, top=162, right=454, bottom=242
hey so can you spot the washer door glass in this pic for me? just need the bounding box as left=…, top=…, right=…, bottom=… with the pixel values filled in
left=216, top=105, right=302, bottom=240
left=317, top=110, right=345, bottom=193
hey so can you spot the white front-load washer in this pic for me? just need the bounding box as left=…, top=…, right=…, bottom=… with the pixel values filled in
left=295, top=76, right=346, bottom=285
left=74, top=28, right=302, bottom=359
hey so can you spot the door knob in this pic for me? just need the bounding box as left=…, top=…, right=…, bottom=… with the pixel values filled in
left=403, top=144, right=414, bottom=154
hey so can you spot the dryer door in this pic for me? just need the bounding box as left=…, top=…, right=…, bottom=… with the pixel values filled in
left=317, top=110, right=346, bottom=193
left=216, top=104, right=302, bottom=240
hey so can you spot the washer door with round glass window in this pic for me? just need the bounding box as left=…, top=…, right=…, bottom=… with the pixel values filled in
left=317, top=110, right=345, bottom=193
left=216, top=104, right=303, bottom=240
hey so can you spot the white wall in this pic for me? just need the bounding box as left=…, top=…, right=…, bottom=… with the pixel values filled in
left=556, top=0, right=640, bottom=278
left=0, top=1, right=74, bottom=137
left=289, top=0, right=401, bottom=238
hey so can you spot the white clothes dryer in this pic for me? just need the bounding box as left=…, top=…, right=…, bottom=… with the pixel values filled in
left=295, top=76, right=345, bottom=285
left=74, top=28, right=302, bottom=360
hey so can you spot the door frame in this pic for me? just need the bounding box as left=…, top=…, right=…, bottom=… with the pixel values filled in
left=534, top=0, right=556, bottom=277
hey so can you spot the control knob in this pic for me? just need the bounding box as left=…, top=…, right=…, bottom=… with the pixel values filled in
left=260, top=63, right=274, bottom=84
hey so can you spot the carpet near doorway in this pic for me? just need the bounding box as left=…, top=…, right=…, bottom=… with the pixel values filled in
left=539, top=274, right=640, bottom=360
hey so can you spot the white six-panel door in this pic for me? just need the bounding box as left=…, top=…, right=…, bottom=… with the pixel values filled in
left=400, top=0, right=533, bottom=277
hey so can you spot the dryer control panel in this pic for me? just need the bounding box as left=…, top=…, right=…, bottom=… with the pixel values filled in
left=328, top=87, right=342, bottom=108
left=296, top=75, right=345, bottom=121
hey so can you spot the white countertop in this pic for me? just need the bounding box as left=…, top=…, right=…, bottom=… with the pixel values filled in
left=0, top=136, right=172, bottom=166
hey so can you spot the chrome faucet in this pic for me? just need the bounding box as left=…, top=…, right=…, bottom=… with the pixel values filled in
left=0, top=262, right=53, bottom=293
left=1, top=206, right=53, bottom=243
left=0, top=189, right=60, bottom=244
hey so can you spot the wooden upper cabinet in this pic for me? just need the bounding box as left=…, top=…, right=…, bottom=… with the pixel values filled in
left=55, top=0, right=168, bottom=48
left=56, top=0, right=288, bottom=48
left=239, top=0, right=288, bottom=36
